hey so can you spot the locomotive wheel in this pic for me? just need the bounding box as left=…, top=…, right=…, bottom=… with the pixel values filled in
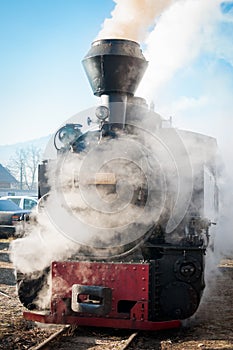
left=17, top=269, right=49, bottom=310
left=159, top=281, right=199, bottom=320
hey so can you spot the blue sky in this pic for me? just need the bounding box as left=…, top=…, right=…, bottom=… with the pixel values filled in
left=0, top=0, right=233, bottom=153
left=0, top=0, right=114, bottom=145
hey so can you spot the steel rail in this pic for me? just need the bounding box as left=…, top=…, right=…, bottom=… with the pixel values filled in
left=28, top=325, right=70, bottom=350
left=28, top=326, right=138, bottom=350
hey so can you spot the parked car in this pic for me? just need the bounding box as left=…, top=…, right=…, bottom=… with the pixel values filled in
left=0, top=199, right=31, bottom=237
left=0, top=196, right=37, bottom=210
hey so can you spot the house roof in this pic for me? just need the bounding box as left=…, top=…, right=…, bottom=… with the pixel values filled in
left=0, top=164, right=18, bottom=183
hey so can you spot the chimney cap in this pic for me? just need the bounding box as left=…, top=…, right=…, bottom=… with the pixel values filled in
left=82, top=39, right=148, bottom=97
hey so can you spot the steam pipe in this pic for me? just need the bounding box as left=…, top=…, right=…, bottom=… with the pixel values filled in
left=101, top=93, right=127, bottom=127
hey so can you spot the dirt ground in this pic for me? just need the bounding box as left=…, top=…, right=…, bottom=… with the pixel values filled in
left=0, top=236, right=232, bottom=350
left=0, top=238, right=59, bottom=349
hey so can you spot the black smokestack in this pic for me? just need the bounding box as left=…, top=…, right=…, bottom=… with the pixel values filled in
left=82, top=39, right=148, bottom=97
left=82, top=39, right=148, bottom=127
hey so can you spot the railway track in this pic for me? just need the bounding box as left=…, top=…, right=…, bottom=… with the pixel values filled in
left=29, top=325, right=138, bottom=350
left=1, top=235, right=232, bottom=350
left=0, top=237, right=138, bottom=349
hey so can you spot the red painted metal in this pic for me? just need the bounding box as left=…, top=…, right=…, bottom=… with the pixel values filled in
left=23, top=261, right=181, bottom=331
left=51, top=261, right=149, bottom=319
left=23, top=310, right=181, bottom=330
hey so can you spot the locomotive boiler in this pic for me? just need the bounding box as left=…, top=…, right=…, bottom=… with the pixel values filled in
left=16, top=39, right=218, bottom=331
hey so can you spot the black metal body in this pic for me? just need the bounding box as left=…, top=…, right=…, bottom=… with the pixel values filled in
left=18, top=39, right=217, bottom=327
left=82, top=39, right=148, bottom=97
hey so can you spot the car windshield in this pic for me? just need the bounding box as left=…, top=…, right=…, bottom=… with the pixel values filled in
left=0, top=199, right=21, bottom=211
left=8, top=198, right=21, bottom=206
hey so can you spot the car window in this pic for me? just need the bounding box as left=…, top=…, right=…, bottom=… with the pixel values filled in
left=9, top=198, right=21, bottom=206
left=23, top=199, right=37, bottom=210
left=0, top=200, right=21, bottom=211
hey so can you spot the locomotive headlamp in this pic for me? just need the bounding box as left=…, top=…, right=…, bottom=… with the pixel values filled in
left=95, top=105, right=109, bottom=121
left=58, top=124, right=82, bottom=145
left=54, top=123, right=83, bottom=150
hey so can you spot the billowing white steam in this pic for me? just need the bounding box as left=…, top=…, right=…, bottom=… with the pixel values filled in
left=11, top=125, right=188, bottom=275
left=138, top=0, right=222, bottom=98
left=136, top=0, right=233, bottom=258
left=97, top=0, right=176, bottom=42
left=11, top=213, right=80, bottom=274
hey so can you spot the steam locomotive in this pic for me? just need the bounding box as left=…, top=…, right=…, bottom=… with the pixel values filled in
left=16, top=39, right=218, bottom=331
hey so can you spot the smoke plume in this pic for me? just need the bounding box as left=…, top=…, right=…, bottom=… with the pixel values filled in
left=138, top=0, right=222, bottom=98
left=97, top=0, right=176, bottom=42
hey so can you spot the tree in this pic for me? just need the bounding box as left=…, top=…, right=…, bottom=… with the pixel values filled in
left=8, top=145, right=42, bottom=191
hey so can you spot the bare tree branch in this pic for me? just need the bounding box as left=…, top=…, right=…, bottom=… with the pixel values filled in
left=7, top=146, right=42, bottom=191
